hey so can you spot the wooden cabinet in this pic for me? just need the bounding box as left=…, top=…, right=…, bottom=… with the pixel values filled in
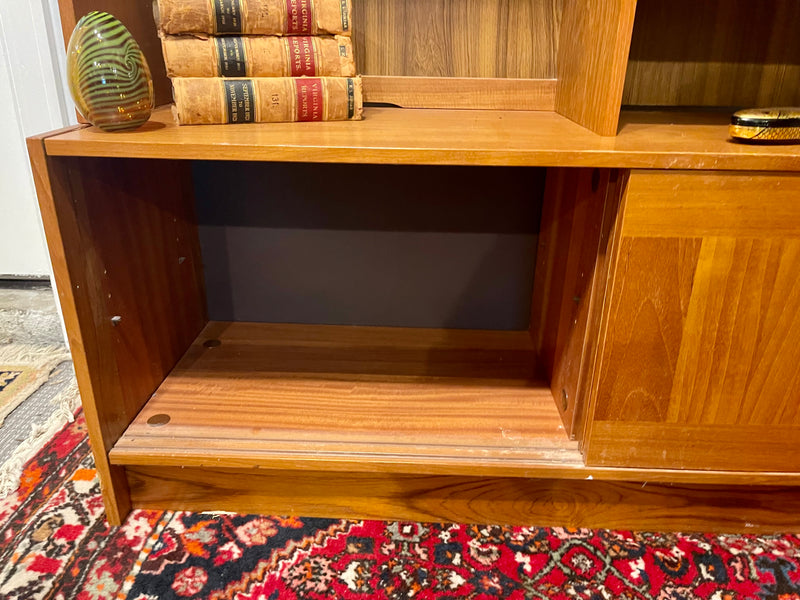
left=29, top=0, right=800, bottom=532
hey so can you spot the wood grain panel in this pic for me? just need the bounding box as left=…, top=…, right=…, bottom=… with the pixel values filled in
left=362, top=76, right=556, bottom=110
left=27, top=134, right=131, bottom=524
left=588, top=422, right=800, bottom=473
left=107, top=320, right=800, bottom=484
left=57, top=0, right=171, bottom=108
left=111, top=322, right=583, bottom=471
left=530, top=168, right=622, bottom=438
left=555, top=0, right=637, bottom=135
left=624, top=171, right=800, bottom=238
left=669, top=238, right=800, bottom=427
left=43, top=107, right=800, bottom=172
left=127, top=466, right=800, bottom=534
left=592, top=237, right=702, bottom=422
left=624, top=0, right=800, bottom=107
left=63, top=157, right=207, bottom=417
left=586, top=168, right=800, bottom=472
left=26, top=148, right=207, bottom=524
left=353, top=0, right=561, bottom=78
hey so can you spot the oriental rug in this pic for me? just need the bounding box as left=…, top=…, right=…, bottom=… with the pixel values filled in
left=0, top=344, right=70, bottom=426
left=0, top=344, right=77, bottom=497
left=1, top=412, right=800, bottom=600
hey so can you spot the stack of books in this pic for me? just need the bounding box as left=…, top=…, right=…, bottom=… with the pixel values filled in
left=154, top=0, right=362, bottom=125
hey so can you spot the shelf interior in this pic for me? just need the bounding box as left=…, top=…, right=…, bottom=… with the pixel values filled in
left=110, top=322, right=580, bottom=473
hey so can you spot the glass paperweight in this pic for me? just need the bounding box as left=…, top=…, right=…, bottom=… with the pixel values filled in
left=66, top=11, right=154, bottom=132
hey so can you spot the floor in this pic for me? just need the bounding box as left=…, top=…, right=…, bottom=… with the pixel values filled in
left=0, top=280, right=63, bottom=345
left=0, top=280, right=72, bottom=464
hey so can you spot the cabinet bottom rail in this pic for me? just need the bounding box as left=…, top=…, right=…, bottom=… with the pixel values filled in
left=122, top=465, right=800, bottom=534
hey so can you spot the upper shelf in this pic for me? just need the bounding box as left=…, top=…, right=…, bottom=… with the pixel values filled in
left=43, top=106, right=800, bottom=171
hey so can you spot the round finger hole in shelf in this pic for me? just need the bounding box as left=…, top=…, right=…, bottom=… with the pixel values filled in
left=147, top=413, right=171, bottom=427
left=203, top=339, right=222, bottom=348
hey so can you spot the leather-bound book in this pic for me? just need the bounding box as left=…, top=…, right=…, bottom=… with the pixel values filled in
left=155, top=0, right=352, bottom=36
left=162, top=34, right=355, bottom=78
left=172, top=76, right=363, bottom=124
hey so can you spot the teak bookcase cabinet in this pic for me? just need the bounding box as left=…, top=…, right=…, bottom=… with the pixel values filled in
left=28, top=0, right=800, bottom=531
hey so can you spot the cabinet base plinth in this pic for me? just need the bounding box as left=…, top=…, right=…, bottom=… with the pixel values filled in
left=126, top=466, right=800, bottom=534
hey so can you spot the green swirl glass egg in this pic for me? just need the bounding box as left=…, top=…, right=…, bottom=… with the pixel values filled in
left=67, top=11, right=154, bottom=131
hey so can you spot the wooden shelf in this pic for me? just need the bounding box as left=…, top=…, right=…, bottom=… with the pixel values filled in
left=45, top=106, right=800, bottom=171
left=110, top=322, right=800, bottom=486
left=110, top=322, right=583, bottom=474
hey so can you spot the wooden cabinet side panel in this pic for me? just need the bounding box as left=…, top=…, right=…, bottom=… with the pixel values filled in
left=62, top=156, right=208, bottom=433
left=586, top=171, right=800, bottom=471
left=27, top=146, right=207, bottom=523
left=28, top=136, right=131, bottom=524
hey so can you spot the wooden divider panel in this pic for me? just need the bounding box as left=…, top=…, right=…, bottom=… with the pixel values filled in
left=530, top=168, right=626, bottom=440
left=585, top=170, right=800, bottom=471
left=555, top=0, right=637, bottom=135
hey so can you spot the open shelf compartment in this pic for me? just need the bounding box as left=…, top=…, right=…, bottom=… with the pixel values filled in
left=110, top=321, right=581, bottom=474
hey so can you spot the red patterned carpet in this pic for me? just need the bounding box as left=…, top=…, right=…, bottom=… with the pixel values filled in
left=1, top=413, right=800, bottom=600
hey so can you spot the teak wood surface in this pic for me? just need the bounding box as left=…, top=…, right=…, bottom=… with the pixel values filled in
left=625, top=0, right=800, bottom=107
left=586, top=170, right=800, bottom=472
left=109, top=321, right=800, bottom=487
left=26, top=147, right=207, bottom=524
left=531, top=168, right=625, bottom=439
left=555, top=0, right=638, bottom=136
left=41, top=0, right=800, bottom=531
left=111, top=321, right=581, bottom=473
left=353, top=0, right=560, bottom=79
left=362, top=76, right=556, bottom=110
left=43, top=107, right=800, bottom=172
left=126, top=466, right=800, bottom=534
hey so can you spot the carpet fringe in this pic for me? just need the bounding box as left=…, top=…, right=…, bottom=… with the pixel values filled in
left=0, top=343, right=71, bottom=426
left=0, top=343, right=71, bottom=366
left=0, top=378, right=80, bottom=497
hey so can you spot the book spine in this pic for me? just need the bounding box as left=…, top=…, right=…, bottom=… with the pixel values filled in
left=172, top=76, right=363, bottom=124
left=155, top=0, right=352, bottom=36
left=161, top=35, right=355, bottom=78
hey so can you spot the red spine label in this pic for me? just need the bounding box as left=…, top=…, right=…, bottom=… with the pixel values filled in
left=286, top=0, right=313, bottom=34
left=289, top=36, right=316, bottom=77
left=295, top=78, right=323, bottom=121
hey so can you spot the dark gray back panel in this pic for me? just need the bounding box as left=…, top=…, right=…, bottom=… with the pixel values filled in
left=195, top=162, right=544, bottom=330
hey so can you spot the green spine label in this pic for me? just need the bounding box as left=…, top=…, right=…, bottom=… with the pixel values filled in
left=216, top=37, right=247, bottom=77
left=224, top=80, right=255, bottom=123
left=212, top=0, right=243, bottom=33
left=347, top=78, right=354, bottom=119
left=340, top=0, right=349, bottom=31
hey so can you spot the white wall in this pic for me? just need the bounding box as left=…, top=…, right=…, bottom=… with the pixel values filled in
left=0, top=0, right=75, bottom=277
